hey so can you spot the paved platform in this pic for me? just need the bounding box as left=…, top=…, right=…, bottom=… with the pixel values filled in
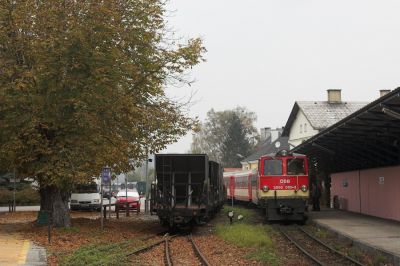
left=0, top=224, right=46, bottom=266
left=308, top=208, right=400, bottom=265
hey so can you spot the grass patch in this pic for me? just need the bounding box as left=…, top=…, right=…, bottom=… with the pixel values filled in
left=58, top=226, right=80, bottom=234
left=216, top=221, right=279, bottom=265
left=373, top=253, right=389, bottom=265
left=247, top=250, right=279, bottom=266
left=216, top=223, right=272, bottom=248
left=60, top=240, right=134, bottom=266
left=333, top=243, right=346, bottom=252
left=222, top=205, right=254, bottom=222
left=348, top=248, right=364, bottom=261
left=314, top=228, right=329, bottom=239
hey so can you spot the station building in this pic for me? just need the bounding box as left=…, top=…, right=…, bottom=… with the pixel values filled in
left=292, top=88, right=400, bottom=221
left=282, top=89, right=368, bottom=148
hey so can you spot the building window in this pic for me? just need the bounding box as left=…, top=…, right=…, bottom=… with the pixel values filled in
left=304, top=123, right=307, bottom=133
left=300, top=124, right=303, bottom=133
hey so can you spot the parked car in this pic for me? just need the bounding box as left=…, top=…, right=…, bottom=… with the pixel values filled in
left=116, top=190, right=140, bottom=211
left=70, top=181, right=116, bottom=211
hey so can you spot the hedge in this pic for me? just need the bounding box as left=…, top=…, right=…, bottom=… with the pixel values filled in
left=0, top=187, right=40, bottom=205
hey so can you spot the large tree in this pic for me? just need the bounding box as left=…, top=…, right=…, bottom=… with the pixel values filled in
left=0, top=0, right=204, bottom=227
left=220, top=114, right=253, bottom=167
left=191, top=107, right=258, bottom=167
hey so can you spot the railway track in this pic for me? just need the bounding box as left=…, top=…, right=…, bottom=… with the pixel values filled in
left=165, top=233, right=211, bottom=266
left=128, top=233, right=211, bottom=266
left=279, top=224, right=364, bottom=266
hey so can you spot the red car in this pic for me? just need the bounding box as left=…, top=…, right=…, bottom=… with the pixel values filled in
left=116, top=190, right=141, bottom=211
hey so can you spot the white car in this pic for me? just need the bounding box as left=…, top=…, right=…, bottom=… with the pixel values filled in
left=70, top=183, right=116, bottom=211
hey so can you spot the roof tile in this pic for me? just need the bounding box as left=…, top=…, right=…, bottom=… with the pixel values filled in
left=297, top=101, right=368, bottom=129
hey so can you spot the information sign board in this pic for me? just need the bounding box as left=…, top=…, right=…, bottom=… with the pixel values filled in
left=101, top=167, right=111, bottom=183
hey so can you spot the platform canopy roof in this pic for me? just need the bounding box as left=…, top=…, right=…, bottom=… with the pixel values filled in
left=292, top=88, right=400, bottom=173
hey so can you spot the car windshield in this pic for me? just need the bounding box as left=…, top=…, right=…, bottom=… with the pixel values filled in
left=73, top=183, right=98, bottom=193
left=117, top=190, right=139, bottom=198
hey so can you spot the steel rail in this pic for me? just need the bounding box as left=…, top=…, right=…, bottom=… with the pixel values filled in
left=126, top=233, right=175, bottom=257
left=279, top=226, right=325, bottom=266
left=294, top=225, right=365, bottom=266
left=126, top=239, right=165, bottom=257
left=188, top=234, right=211, bottom=266
left=165, top=238, right=173, bottom=266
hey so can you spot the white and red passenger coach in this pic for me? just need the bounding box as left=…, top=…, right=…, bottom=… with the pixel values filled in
left=223, top=150, right=309, bottom=221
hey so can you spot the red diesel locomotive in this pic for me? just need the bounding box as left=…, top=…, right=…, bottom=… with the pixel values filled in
left=224, top=150, right=309, bottom=221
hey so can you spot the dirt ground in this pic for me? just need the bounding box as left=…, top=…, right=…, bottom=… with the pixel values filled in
left=1, top=210, right=274, bottom=265
left=2, top=207, right=370, bottom=266
left=1, top=211, right=164, bottom=265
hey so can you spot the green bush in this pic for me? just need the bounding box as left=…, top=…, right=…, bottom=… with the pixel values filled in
left=16, top=187, right=40, bottom=204
left=0, top=189, right=13, bottom=205
left=0, top=187, right=40, bottom=205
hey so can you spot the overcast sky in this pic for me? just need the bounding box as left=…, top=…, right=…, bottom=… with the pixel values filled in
left=163, top=0, right=400, bottom=153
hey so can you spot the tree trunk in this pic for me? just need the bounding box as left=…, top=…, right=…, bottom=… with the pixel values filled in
left=39, top=186, right=71, bottom=227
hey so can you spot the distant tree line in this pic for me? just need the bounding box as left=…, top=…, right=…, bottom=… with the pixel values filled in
left=191, top=107, right=259, bottom=168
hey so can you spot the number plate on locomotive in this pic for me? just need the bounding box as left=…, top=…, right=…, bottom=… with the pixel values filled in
left=271, top=177, right=297, bottom=190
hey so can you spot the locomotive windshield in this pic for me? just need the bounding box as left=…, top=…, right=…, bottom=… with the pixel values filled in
left=263, top=159, right=283, bottom=175
left=287, top=158, right=306, bottom=175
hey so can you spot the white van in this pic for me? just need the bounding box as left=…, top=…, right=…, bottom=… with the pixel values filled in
left=70, top=181, right=116, bottom=211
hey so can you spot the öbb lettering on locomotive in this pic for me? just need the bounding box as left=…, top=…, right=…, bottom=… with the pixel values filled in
left=223, top=150, right=309, bottom=221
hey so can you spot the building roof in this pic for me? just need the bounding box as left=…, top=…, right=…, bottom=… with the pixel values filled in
left=293, top=88, right=400, bottom=173
left=242, top=137, right=290, bottom=163
left=282, top=101, right=368, bottom=136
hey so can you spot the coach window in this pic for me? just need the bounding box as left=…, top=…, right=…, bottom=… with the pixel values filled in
left=287, top=158, right=305, bottom=175
left=264, top=159, right=282, bottom=175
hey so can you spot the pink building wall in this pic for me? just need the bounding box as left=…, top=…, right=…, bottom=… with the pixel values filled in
left=331, top=170, right=361, bottom=212
left=331, top=165, right=400, bottom=221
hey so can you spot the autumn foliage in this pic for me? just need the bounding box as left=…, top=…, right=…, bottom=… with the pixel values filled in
left=0, top=0, right=205, bottom=226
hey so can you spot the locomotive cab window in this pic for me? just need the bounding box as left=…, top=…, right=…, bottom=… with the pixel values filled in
left=263, top=159, right=283, bottom=175
left=287, top=158, right=305, bottom=175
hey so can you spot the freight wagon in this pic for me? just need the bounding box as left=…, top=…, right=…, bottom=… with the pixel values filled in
left=151, top=154, right=225, bottom=228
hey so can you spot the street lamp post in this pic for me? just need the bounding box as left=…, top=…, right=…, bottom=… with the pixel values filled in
left=100, top=174, right=103, bottom=230
left=145, top=151, right=149, bottom=213
left=108, top=176, right=111, bottom=219
left=101, top=167, right=111, bottom=229
left=125, top=173, right=129, bottom=216
left=13, top=169, right=16, bottom=212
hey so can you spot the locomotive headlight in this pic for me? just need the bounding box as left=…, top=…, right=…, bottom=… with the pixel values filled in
left=301, top=185, right=308, bottom=192
left=262, top=185, right=269, bottom=192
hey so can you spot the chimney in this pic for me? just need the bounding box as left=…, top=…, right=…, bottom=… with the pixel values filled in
left=380, top=89, right=391, bottom=97
left=260, top=127, right=271, bottom=142
left=270, top=129, right=282, bottom=143
left=327, top=89, right=341, bottom=103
